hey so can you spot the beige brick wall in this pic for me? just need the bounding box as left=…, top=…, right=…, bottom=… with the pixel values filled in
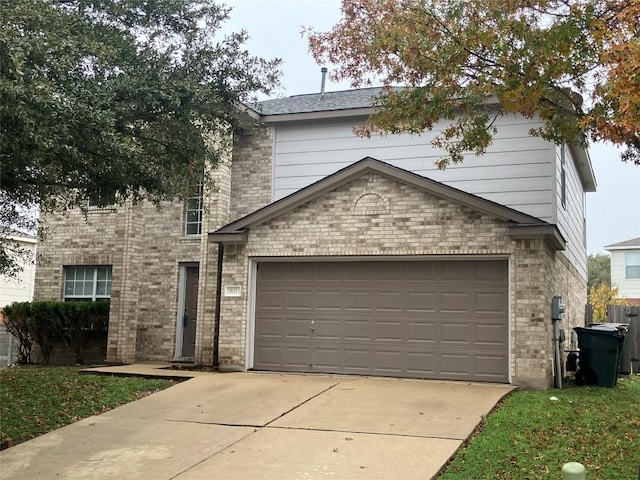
left=35, top=149, right=233, bottom=365
left=218, top=243, right=249, bottom=368
left=511, top=239, right=554, bottom=389
left=33, top=125, right=588, bottom=387
left=217, top=171, right=585, bottom=388
left=230, top=127, right=273, bottom=220
left=547, top=248, right=588, bottom=381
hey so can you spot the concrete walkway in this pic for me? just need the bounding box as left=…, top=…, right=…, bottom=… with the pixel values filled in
left=0, top=366, right=514, bottom=480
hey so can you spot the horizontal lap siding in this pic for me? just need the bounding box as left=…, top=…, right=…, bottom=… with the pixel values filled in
left=555, top=145, right=588, bottom=280
left=273, top=115, right=555, bottom=221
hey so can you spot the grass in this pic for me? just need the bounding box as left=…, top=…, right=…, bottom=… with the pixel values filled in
left=438, top=375, right=640, bottom=480
left=0, top=366, right=176, bottom=445
left=2, top=367, right=638, bottom=478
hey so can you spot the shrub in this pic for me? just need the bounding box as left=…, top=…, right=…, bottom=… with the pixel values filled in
left=29, top=301, right=63, bottom=364
left=2, top=302, right=33, bottom=364
left=1, top=300, right=109, bottom=365
left=57, top=301, right=109, bottom=364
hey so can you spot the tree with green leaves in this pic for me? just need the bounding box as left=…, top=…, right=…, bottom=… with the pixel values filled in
left=1, top=0, right=281, bottom=276
left=587, top=253, right=611, bottom=290
left=307, top=0, right=640, bottom=168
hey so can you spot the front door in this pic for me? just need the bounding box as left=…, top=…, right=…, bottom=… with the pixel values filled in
left=181, top=266, right=199, bottom=358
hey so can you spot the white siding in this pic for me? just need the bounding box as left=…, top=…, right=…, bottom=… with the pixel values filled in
left=273, top=114, right=555, bottom=221
left=610, top=249, right=640, bottom=298
left=0, top=237, right=37, bottom=309
left=554, top=145, right=588, bottom=280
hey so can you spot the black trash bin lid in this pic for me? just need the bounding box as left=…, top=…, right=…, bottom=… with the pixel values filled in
left=588, top=323, right=629, bottom=333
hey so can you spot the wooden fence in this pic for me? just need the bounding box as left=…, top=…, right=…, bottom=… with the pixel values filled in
left=607, top=305, right=640, bottom=374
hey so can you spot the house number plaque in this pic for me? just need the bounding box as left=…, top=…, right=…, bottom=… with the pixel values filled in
left=224, top=285, right=242, bottom=297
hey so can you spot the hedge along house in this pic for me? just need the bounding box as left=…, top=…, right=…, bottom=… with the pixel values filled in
left=34, top=87, right=596, bottom=388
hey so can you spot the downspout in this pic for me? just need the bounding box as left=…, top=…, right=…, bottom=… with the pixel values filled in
left=551, top=296, right=565, bottom=388
left=213, top=243, right=224, bottom=367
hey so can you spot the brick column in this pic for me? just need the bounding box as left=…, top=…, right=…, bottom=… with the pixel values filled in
left=512, top=239, right=553, bottom=388
left=194, top=134, right=232, bottom=366
left=106, top=203, right=142, bottom=364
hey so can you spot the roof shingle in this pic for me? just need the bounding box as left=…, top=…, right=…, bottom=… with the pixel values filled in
left=605, top=237, right=640, bottom=249
left=253, top=87, right=395, bottom=115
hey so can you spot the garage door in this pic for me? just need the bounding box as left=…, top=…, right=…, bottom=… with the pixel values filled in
left=253, top=260, right=508, bottom=382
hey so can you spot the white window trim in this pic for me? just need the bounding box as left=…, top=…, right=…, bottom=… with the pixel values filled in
left=64, top=266, right=112, bottom=301
left=184, top=180, right=204, bottom=236
left=625, top=252, right=640, bottom=279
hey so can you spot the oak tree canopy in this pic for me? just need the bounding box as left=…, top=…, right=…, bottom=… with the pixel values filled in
left=0, top=0, right=281, bottom=276
left=307, top=0, right=640, bottom=167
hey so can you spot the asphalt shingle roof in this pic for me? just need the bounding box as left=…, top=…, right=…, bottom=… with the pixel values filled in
left=254, top=87, right=397, bottom=115
left=605, top=237, right=640, bottom=249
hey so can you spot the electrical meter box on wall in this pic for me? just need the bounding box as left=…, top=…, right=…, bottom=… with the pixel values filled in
left=552, top=296, right=565, bottom=321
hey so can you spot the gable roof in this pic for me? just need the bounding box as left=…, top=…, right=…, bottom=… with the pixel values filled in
left=246, top=87, right=596, bottom=193
left=210, top=157, right=565, bottom=250
left=605, top=237, right=640, bottom=250
left=254, top=87, right=395, bottom=116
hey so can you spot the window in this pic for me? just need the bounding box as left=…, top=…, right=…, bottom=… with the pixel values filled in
left=88, top=189, right=116, bottom=209
left=625, top=252, right=640, bottom=279
left=184, top=179, right=203, bottom=236
left=64, top=266, right=112, bottom=301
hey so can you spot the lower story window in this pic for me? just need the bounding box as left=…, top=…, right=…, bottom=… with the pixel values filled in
left=64, top=265, right=112, bottom=301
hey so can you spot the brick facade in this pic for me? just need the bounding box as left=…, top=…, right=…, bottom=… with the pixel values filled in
left=33, top=124, right=587, bottom=389
left=216, top=171, right=586, bottom=388
left=230, top=127, right=274, bottom=219
left=35, top=142, right=233, bottom=365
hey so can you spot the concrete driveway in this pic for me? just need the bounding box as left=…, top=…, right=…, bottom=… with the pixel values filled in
left=0, top=369, right=514, bottom=480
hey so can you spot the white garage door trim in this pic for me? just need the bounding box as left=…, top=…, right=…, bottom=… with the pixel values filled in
left=246, top=255, right=512, bottom=382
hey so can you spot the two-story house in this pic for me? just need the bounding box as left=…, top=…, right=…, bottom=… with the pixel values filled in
left=605, top=237, right=640, bottom=305
left=34, top=87, right=596, bottom=388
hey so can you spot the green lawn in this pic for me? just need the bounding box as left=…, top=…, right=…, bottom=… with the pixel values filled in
left=2, top=367, right=638, bottom=479
left=439, top=375, right=640, bottom=480
left=0, top=366, right=176, bottom=445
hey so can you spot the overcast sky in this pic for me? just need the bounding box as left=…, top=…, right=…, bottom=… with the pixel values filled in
left=222, top=0, right=640, bottom=254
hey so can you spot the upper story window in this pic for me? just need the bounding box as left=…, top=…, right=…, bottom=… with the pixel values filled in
left=88, top=189, right=116, bottom=209
left=625, top=252, right=640, bottom=279
left=184, top=179, right=204, bottom=236
left=64, top=266, right=112, bottom=301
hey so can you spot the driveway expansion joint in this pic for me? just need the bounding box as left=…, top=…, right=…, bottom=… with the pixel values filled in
left=163, top=419, right=264, bottom=428
left=264, top=425, right=464, bottom=441
left=167, top=427, right=257, bottom=480
left=263, top=382, right=340, bottom=427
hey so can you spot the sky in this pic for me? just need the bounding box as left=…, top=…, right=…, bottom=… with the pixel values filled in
left=221, top=0, right=640, bottom=254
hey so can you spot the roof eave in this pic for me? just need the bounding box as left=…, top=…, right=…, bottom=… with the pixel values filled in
left=569, top=145, right=596, bottom=192
left=260, top=107, right=375, bottom=123
left=507, top=223, right=566, bottom=251
left=605, top=245, right=640, bottom=251
left=208, top=230, right=249, bottom=245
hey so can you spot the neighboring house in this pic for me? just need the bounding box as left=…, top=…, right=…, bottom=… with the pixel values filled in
left=1, top=232, right=37, bottom=314
left=605, top=237, right=640, bottom=305
left=34, top=87, right=596, bottom=388
left=0, top=232, right=37, bottom=366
